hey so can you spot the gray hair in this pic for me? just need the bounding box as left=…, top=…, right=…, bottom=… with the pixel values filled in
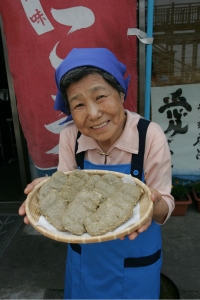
left=60, top=66, right=125, bottom=114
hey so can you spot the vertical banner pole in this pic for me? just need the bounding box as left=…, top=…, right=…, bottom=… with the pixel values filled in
left=144, top=0, right=154, bottom=120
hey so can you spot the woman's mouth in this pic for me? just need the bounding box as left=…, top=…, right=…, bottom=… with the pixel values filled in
left=92, top=121, right=109, bottom=129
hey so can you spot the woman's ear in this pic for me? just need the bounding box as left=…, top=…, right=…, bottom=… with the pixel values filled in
left=120, top=92, right=125, bottom=103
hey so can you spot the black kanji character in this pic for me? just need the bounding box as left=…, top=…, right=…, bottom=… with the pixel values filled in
left=193, top=134, right=200, bottom=146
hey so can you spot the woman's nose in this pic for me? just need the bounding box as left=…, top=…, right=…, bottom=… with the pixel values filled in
left=87, top=102, right=102, bottom=120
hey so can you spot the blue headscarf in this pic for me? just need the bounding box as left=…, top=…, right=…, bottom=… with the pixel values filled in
left=54, top=48, right=130, bottom=123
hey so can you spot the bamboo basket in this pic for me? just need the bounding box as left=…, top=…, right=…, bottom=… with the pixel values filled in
left=26, top=170, right=153, bottom=243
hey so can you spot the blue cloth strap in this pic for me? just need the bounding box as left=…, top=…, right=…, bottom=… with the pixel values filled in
left=75, top=131, right=85, bottom=170
left=130, top=118, right=150, bottom=180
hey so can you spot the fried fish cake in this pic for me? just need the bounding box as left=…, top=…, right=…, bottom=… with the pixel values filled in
left=93, top=173, right=124, bottom=203
left=117, top=184, right=144, bottom=205
left=101, top=173, right=124, bottom=187
left=60, top=171, right=89, bottom=203
left=37, top=170, right=145, bottom=237
left=84, top=196, right=133, bottom=236
left=37, top=171, right=68, bottom=200
left=61, top=178, right=86, bottom=201
left=39, top=190, right=68, bottom=231
left=49, top=171, right=69, bottom=190
left=37, top=182, right=54, bottom=201
left=82, top=174, right=101, bottom=191
left=84, top=183, right=144, bottom=236
left=62, top=191, right=101, bottom=235
left=68, top=169, right=90, bottom=181
left=52, top=170, right=68, bottom=181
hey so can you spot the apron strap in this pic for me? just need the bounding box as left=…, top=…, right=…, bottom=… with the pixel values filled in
left=130, top=118, right=151, bottom=181
left=74, top=118, right=151, bottom=181
left=75, top=131, right=85, bottom=170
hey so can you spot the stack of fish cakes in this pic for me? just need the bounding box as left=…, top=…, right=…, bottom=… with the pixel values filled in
left=37, top=170, right=144, bottom=236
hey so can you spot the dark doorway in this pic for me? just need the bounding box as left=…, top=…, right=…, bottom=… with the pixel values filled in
left=0, top=22, right=30, bottom=212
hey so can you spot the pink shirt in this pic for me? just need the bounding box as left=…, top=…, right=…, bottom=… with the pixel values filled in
left=58, top=110, right=174, bottom=221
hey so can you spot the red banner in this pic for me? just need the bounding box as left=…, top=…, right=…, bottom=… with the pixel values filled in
left=0, top=0, right=137, bottom=175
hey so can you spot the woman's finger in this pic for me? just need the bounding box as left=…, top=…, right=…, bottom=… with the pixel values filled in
left=18, top=200, right=30, bottom=224
left=137, top=218, right=152, bottom=233
left=23, top=215, right=30, bottom=224
left=18, top=200, right=26, bottom=216
left=128, top=231, right=139, bottom=240
left=149, top=187, right=162, bottom=206
left=24, top=177, right=47, bottom=194
left=119, top=230, right=139, bottom=241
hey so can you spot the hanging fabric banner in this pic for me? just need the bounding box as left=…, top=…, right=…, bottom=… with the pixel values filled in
left=0, top=0, right=137, bottom=176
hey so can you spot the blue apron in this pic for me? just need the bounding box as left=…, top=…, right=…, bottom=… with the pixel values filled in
left=64, top=119, right=162, bottom=299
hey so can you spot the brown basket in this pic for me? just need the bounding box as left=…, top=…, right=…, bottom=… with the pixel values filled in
left=26, top=170, right=153, bottom=243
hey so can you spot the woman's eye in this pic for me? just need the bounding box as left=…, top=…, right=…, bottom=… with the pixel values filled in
left=96, top=95, right=105, bottom=100
left=74, top=103, right=84, bottom=109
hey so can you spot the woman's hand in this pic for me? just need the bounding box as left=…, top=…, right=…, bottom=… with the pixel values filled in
left=18, top=177, right=47, bottom=224
left=150, top=187, right=169, bottom=224
left=120, top=187, right=168, bottom=241
left=119, top=213, right=152, bottom=241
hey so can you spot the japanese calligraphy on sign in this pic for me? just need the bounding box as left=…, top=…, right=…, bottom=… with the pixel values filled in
left=151, top=84, right=200, bottom=182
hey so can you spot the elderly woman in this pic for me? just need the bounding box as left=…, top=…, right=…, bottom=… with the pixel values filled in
left=19, top=48, right=174, bottom=299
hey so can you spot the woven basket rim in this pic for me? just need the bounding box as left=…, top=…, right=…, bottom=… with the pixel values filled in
left=26, top=170, right=153, bottom=243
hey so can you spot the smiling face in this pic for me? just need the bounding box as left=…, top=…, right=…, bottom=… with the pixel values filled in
left=67, top=73, right=126, bottom=153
